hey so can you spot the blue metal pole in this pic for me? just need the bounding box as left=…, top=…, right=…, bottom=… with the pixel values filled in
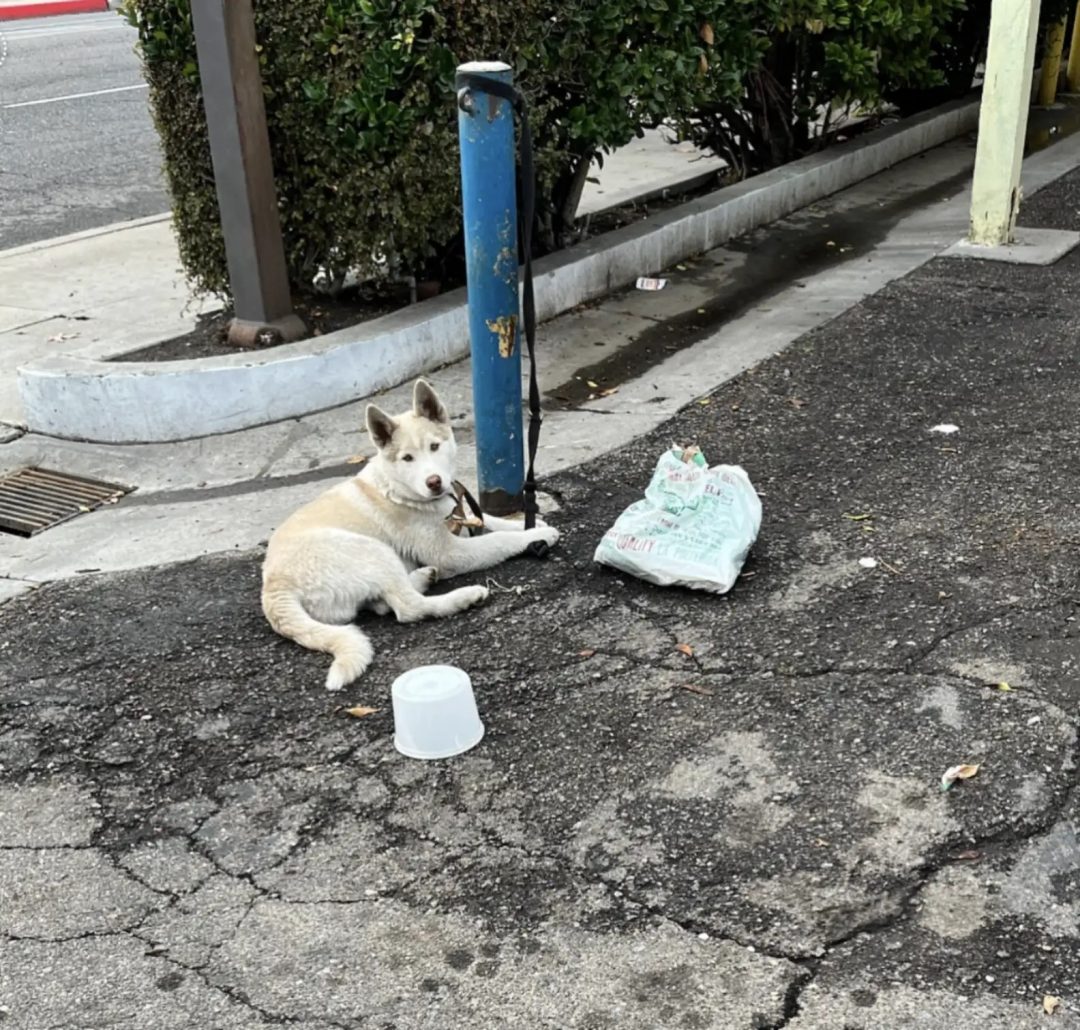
left=456, top=61, right=524, bottom=515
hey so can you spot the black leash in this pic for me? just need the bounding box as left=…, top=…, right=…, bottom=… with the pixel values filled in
left=456, top=73, right=546, bottom=557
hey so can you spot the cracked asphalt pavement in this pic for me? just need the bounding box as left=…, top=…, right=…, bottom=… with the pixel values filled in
left=4, top=174, right=1080, bottom=1028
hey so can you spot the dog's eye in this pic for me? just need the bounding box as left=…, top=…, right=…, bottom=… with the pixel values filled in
left=402, top=454, right=414, bottom=463
left=430, top=442, right=440, bottom=452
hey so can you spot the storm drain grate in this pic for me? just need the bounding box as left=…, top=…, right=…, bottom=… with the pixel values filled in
left=0, top=467, right=131, bottom=538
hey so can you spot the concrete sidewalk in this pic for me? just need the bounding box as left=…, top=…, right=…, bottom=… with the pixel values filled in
left=2, top=161, right=1080, bottom=1029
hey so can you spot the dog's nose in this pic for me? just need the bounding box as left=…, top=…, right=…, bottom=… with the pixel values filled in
left=425, top=475, right=443, bottom=494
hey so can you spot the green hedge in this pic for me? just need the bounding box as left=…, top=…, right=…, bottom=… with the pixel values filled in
left=126, top=1, right=997, bottom=299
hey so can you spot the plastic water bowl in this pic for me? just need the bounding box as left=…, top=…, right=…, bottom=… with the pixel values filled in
left=391, top=664, right=484, bottom=760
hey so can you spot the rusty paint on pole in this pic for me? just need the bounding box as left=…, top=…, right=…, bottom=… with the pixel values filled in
left=190, top=0, right=304, bottom=347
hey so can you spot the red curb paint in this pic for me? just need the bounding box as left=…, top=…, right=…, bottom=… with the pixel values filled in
left=0, top=0, right=108, bottom=20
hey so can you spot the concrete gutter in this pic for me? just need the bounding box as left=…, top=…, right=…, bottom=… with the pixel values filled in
left=17, top=96, right=980, bottom=443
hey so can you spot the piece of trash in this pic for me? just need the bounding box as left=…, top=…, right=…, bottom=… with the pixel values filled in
left=578, top=649, right=597, bottom=659
left=597, top=387, right=619, bottom=398
left=844, top=513, right=872, bottom=522
left=954, top=849, right=982, bottom=861
left=345, top=455, right=368, bottom=465
left=594, top=445, right=762, bottom=593
left=636, top=277, right=668, bottom=291
left=930, top=424, right=959, bottom=435
left=676, top=264, right=688, bottom=271
left=859, top=557, right=878, bottom=569
left=47, top=331, right=80, bottom=342
left=826, top=240, right=836, bottom=247
left=696, top=308, right=706, bottom=314
left=344, top=706, right=379, bottom=719
left=1044, top=996, right=1061, bottom=1016
left=789, top=397, right=806, bottom=409
left=586, top=380, right=599, bottom=389
left=996, top=681, right=1012, bottom=692
left=940, top=763, right=980, bottom=791
left=678, top=683, right=714, bottom=696
left=1028, top=714, right=1041, bottom=726
left=697, top=398, right=712, bottom=406
left=675, top=643, right=694, bottom=658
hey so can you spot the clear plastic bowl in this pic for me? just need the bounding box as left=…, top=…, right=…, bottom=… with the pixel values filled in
left=391, top=664, right=484, bottom=760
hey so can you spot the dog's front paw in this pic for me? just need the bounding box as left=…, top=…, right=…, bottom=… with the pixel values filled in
left=462, top=584, right=489, bottom=608
left=526, top=525, right=560, bottom=549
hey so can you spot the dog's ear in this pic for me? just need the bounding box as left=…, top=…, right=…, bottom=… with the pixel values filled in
left=365, top=404, right=397, bottom=449
left=412, top=378, right=449, bottom=425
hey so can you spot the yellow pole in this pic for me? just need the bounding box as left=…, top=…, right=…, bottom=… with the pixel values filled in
left=969, top=0, right=1042, bottom=246
left=1066, top=1, right=1080, bottom=92
left=1038, top=15, right=1067, bottom=105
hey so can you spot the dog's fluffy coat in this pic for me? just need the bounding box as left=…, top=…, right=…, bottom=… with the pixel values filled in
left=261, top=379, right=559, bottom=689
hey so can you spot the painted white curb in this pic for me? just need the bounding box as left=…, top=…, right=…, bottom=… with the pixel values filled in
left=18, top=96, right=979, bottom=442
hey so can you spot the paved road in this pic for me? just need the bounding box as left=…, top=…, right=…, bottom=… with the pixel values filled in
left=0, top=11, right=168, bottom=249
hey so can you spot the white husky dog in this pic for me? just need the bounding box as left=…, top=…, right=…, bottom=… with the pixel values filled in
left=261, top=379, right=560, bottom=689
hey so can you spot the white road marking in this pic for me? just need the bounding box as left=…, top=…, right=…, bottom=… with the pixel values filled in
left=3, top=83, right=148, bottom=110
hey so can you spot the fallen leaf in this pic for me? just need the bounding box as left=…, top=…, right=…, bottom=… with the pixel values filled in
left=843, top=513, right=872, bottom=521
left=789, top=397, right=806, bottom=409
left=345, top=455, right=368, bottom=465
left=586, top=380, right=599, bottom=389
left=344, top=706, right=379, bottom=718
left=1044, top=996, right=1061, bottom=1016
left=940, top=763, right=980, bottom=791
left=675, top=643, right=694, bottom=658
left=678, top=683, right=714, bottom=696
left=700, top=22, right=714, bottom=44
left=578, top=648, right=597, bottom=658
left=597, top=387, right=619, bottom=397
left=697, top=398, right=711, bottom=406
left=996, top=681, right=1012, bottom=692
left=676, top=264, right=688, bottom=271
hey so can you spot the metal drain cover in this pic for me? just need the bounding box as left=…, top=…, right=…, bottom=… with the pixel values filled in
left=0, top=467, right=130, bottom=537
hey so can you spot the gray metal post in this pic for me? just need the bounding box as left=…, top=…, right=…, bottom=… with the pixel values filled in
left=190, top=0, right=305, bottom=347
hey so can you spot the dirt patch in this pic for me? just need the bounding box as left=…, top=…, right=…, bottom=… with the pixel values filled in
left=110, top=283, right=413, bottom=362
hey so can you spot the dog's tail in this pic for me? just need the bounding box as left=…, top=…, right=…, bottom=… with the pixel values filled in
left=262, top=589, right=374, bottom=691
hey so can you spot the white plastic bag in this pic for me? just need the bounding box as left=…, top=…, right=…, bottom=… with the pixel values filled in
left=593, top=446, right=762, bottom=593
